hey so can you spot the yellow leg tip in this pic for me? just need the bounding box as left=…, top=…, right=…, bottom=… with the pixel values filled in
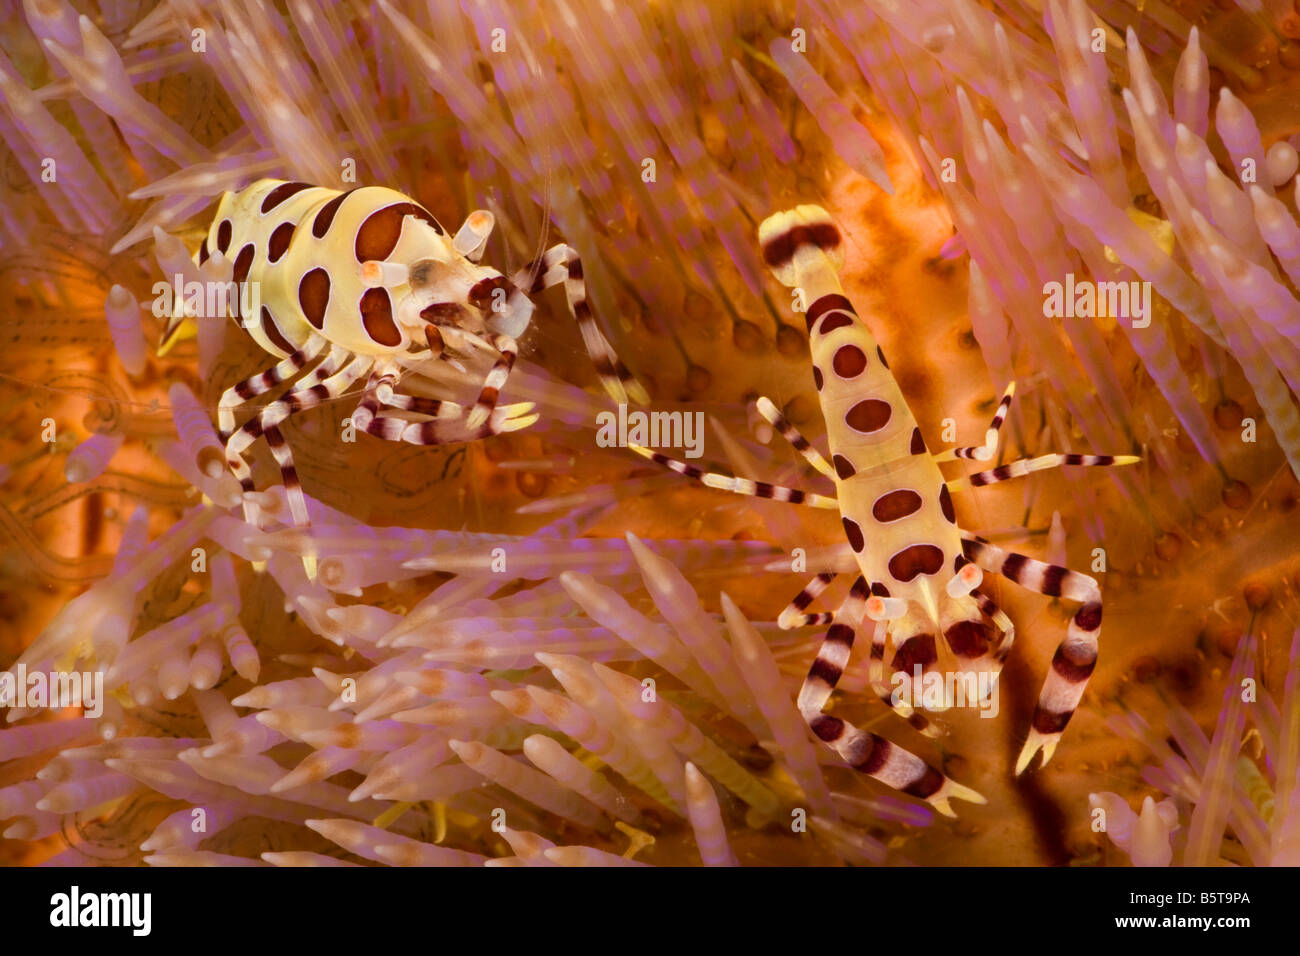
left=1015, top=733, right=1060, bottom=776
left=928, top=780, right=985, bottom=818
left=500, top=413, right=539, bottom=433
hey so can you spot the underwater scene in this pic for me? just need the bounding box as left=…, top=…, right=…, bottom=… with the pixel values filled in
left=0, top=0, right=1298, bottom=882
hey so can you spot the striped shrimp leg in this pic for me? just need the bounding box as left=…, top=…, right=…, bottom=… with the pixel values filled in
left=969, top=584, right=1016, bottom=667
left=511, top=244, right=649, bottom=406
left=799, top=578, right=984, bottom=816
left=873, top=612, right=941, bottom=737
left=755, top=396, right=837, bottom=479
left=945, top=452, right=1139, bottom=492
left=258, top=353, right=373, bottom=526
left=446, top=271, right=527, bottom=430
left=222, top=345, right=351, bottom=455
left=463, top=330, right=520, bottom=430
left=230, top=353, right=373, bottom=458
left=244, top=355, right=373, bottom=575
left=931, top=382, right=1016, bottom=462
left=374, top=375, right=537, bottom=437
left=350, top=362, right=537, bottom=445
left=220, top=337, right=331, bottom=528
left=777, top=572, right=837, bottom=628
left=218, top=333, right=329, bottom=441
left=625, top=445, right=839, bottom=507
left=247, top=344, right=355, bottom=528
left=348, top=365, right=406, bottom=442
left=960, top=532, right=1102, bottom=774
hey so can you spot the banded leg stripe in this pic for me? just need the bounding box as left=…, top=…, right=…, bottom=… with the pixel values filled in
left=756, top=396, right=837, bottom=480
left=510, top=243, right=649, bottom=406
left=375, top=382, right=458, bottom=418
left=218, top=333, right=328, bottom=440
left=960, top=532, right=1101, bottom=774
left=947, top=451, right=1139, bottom=492
left=778, top=572, right=838, bottom=629
left=224, top=354, right=370, bottom=556
left=351, top=364, right=537, bottom=445
left=796, top=576, right=868, bottom=716
left=960, top=534, right=1100, bottom=604
left=626, top=443, right=840, bottom=508
left=970, top=587, right=1016, bottom=665
left=933, top=381, right=1015, bottom=463
left=797, top=578, right=983, bottom=816
left=465, top=331, right=519, bottom=430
